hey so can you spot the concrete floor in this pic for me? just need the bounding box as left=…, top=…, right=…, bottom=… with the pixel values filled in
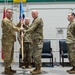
left=0, top=63, right=74, bottom=75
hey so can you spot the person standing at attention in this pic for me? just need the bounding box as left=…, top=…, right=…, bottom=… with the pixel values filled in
left=66, top=12, right=75, bottom=74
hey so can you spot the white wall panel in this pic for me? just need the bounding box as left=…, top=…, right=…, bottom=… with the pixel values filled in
left=0, top=2, right=75, bottom=62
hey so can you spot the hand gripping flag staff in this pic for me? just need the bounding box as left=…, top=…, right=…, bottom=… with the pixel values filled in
left=19, top=2, right=25, bottom=63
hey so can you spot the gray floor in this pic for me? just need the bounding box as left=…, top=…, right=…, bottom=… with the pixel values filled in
left=0, top=63, right=74, bottom=75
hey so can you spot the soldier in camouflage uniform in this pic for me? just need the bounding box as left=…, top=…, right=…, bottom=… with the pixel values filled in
left=17, top=17, right=32, bottom=69
left=66, top=12, right=75, bottom=74
left=1, top=9, right=20, bottom=74
left=21, top=10, right=43, bottom=74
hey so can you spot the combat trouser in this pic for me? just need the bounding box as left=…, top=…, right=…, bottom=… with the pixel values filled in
left=23, top=42, right=31, bottom=67
left=2, top=42, right=14, bottom=68
left=67, top=43, right=75, bottom=66
left=30, top=39, right=43, bottom=67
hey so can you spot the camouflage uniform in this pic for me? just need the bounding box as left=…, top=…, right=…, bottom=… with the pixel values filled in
left=17, top=24, right=32, bottom=67
left=66, top=21, right=75, bottom=66
left=1, top=17, right=20, bottom=69
left=25, top=17, right=43, bottom=67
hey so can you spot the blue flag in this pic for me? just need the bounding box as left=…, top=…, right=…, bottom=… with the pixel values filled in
left=19, top=2, right=24, bottom=19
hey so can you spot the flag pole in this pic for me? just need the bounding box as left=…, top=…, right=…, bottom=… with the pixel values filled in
left=20, top=0, right=24, bottom=62
left=21, top=21, right=24, bottom=62
left=1, top=0, right=6, bottom=61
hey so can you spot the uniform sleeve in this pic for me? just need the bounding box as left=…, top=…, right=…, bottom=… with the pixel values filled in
left=24, top=25, right=29, bottom=30
left=73, top=23, right=75, bottom=28
left=13, top=25, right=20, bottom=32
left=72, top=23, right=75, bottom=35
left=24, top=19, right=40, bottom=33
left=1, top=20, right=12, bottom=29
left=16, top=21, right=21, bottom=27
left=1, top=20, right=4, bottom=28
left=17, top=32, right=21, bottom=44
left=6, top=20, right=20, bottom=32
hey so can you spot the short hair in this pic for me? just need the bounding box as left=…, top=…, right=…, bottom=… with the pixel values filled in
left=69, top=12, right=75, bottom=17
left=32, top=10, right=38, bottom=14
left=6, top=8, right=12, bottom=13
left=71, top=12, right=75, bottom=17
